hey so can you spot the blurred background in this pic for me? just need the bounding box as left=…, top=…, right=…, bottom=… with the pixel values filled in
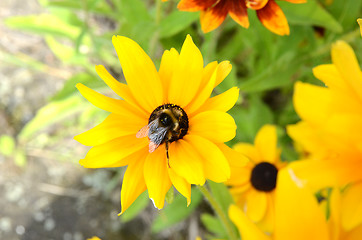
left=0, top=0, right=361, bottom=239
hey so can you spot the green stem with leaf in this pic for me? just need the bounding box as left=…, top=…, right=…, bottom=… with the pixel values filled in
left=198, top=185, right=238, bottom=240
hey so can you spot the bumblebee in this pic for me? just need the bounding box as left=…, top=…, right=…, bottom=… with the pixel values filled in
left=136, top=104, right=189, bottom=167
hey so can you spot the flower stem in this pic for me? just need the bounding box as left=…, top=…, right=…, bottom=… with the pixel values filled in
left=198, top=185, right=238, bottom=240
left=149, top=0, right=162, bottom=58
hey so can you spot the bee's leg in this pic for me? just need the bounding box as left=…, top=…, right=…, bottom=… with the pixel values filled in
left=166, top=141, right=170, bottom=168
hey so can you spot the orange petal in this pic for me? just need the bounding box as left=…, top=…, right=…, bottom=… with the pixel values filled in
left=143, top=145, right=172, bottom=209
left=256, top=0, right=290, bottom=35
left=282, top=0, right=307, bottom=3
left=178, top=0, right=217, bottom=11
left=120, top=149, right=148, bottom=214
left=228, top=0, right=249, bottom=28
left=246, top=0, right=268, bottom=10
left=200, top=1, right=228, bottom=33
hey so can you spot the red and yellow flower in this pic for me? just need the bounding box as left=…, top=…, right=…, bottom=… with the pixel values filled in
left=176, top=0, right=306, bottom=35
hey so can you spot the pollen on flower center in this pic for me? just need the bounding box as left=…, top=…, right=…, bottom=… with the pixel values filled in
left=250, top=162, right=278, bottom=192
left=149, top=104, right=189, bottom=143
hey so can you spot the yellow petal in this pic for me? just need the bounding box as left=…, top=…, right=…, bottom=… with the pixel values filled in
left=228, top=205, right=271, bottom=240
left=198, top=87, right=240, bottom=113
left=184, top=135, right=230, bottom=182
left=245, top=190, right=267, bottom=222
left=95, top=65, right=146, bottom=113
left=341, top=182, right=362, bottom=231
left=218, top=143, right=249, bottom=168
left=143, top=145, right=172, bottom=209
left=345, top=224, right=362, bottom=240
left=293, top=81, right=332, bottom=125
left=168, top=168, right=191, bottom=206
left=331, top=41, right=362, bottom=102
left=254, top=124, right=279, bottom=163
left=168, top=139, right=205, bottom=185
left=226, top=166, right=251, bottom=186
left=358, top=18, right=362, bottom=37
left=274, top=168, right=329, bottom=240
left=313, top=64, right=349, bottom=92
left=79, top=135, right=148, bottom=168
left=329, top=188, right=342, bottom=240
left=112, top=36, right=163, bottom=112
left=289, top=158, right=362, bottom=190
left=120, top=149, right=148, bottom=214
left=189, top=111, right=236, bottom=143
left=168, top=35, right=204, bottom=107
left=158, top=48, right=179, bottom=102
left=76, top=83, right=148, bottom=119
left=74, top=113, right=146, bottom=146
left=233, top=143, right=260, bottom=163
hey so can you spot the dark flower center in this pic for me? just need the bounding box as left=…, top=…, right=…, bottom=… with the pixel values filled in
left=149, top=104, right=189, bottom=143
left=250, top=162, right=278, bottom=192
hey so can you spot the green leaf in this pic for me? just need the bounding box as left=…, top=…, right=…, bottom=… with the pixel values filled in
left=118, top=0, right=151, bottom=24
left=160, top=11, right=198, bottom=38
left=5, top=14, right=80, bottom=39
left=238, top=52, right=296, bottom=93
left=207, top=181, right=234, bottom=214
left=121, top=191, right=149, bottom=222
left=19, top=95, right=89, bottom=141
left=151, top=188, right=202, bottom=233
left=230, top=95, right=274, bottom=143
left=201, top=213, right=227, bottom=237
left=0, top=135, right=16, bottom=156
left=52, top=73, right=105, bottom=101
left=280, top=0, right=343, bottom=33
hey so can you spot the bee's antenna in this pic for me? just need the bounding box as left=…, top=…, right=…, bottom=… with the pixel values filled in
left=166, top=141, right=170, bottom=168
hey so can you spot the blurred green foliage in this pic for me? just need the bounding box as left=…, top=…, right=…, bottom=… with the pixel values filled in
left=3, top=0, right=362, bottom=238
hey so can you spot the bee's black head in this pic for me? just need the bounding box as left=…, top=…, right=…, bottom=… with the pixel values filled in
left=159, top=112, right=173, bottom=127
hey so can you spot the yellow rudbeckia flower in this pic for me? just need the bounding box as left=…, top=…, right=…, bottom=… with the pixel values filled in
left=226, top=124, right=286, bottom=233
left=229, top=169, right=362, bottom=240
left=287, top=41, right=362, bottom=189
left=75, top=35, right=239, bottom=213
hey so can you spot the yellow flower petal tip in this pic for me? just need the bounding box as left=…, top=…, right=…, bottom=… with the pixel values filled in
left=358, top=18, right=362, bottom=37
left=76, top=35, right=237, bottom=212
left=87, top=237, right=101, bottom=240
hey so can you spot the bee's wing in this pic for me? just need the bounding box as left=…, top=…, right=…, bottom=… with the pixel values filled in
left=136, top=125, right=149, bottom=138
left=148, top=119, right=169, bottom=153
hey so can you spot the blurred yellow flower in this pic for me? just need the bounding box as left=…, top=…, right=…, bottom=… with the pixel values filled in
left=226, top=125, right=285, bottom=233
left=229, top=170, right=362, bottom=240
left=87, top=237, right=101, bottom=240
left=176, top=0, right=306, bottom=35
left=287, top=41, right=362, bottom=189
left=75, top=35, right=239, bottom=213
